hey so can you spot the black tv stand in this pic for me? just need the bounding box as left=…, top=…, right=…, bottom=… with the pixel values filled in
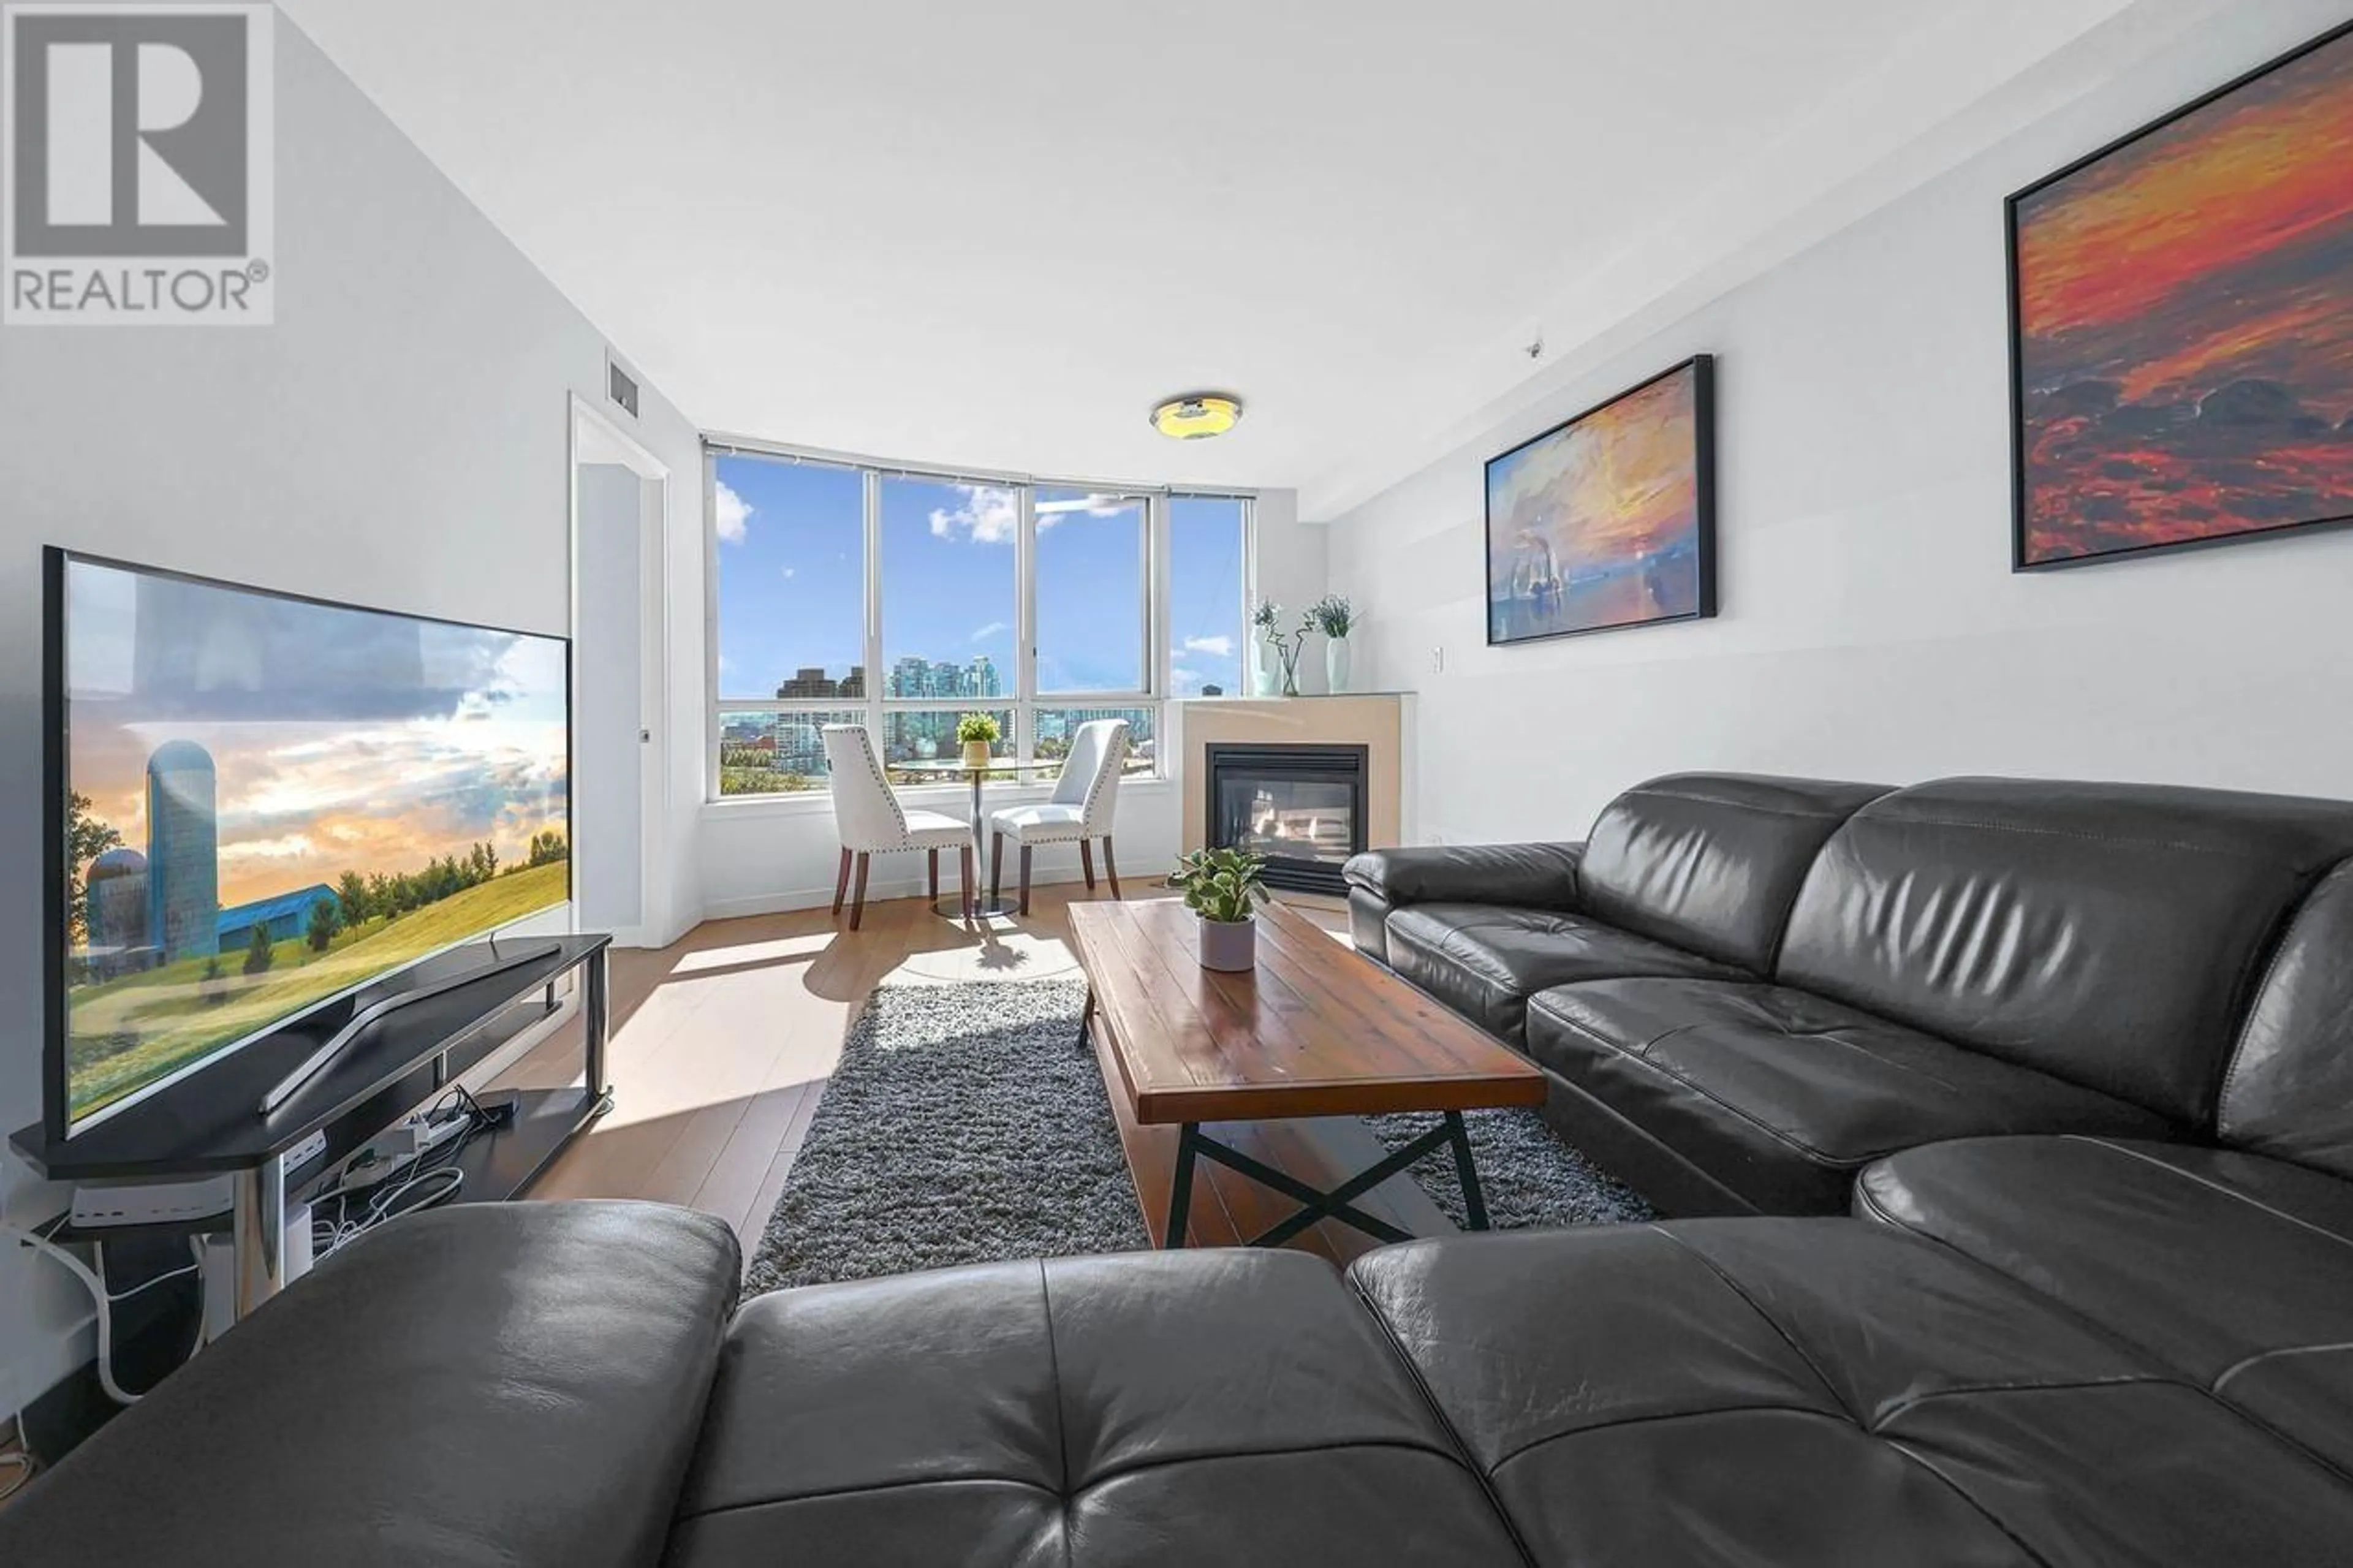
left=12, top=934, right=613, bottom=1321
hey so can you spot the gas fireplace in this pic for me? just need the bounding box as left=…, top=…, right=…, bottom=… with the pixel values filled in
left=1204, top=743, right=1370, bottom=896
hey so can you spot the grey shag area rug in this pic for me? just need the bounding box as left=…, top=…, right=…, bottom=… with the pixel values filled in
left=746, top=979, right=1650, bottom=1296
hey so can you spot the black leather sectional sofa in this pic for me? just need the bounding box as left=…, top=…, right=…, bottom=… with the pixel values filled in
left=1349, top=773, right=2353, bottom=1216
left=9, top=773, right=2352, bottom=1566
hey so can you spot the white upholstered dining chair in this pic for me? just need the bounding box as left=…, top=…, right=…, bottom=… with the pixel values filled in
left=823, top=725, right=973, bottom=928
left=987, top=719, right=1130, bottom=915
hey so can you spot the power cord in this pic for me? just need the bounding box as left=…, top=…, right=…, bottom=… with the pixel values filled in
left=0, top=1222, right=153, bottom=1406
left=307, top=1086, right=490, bottom=1261
left=0, top=1414, right=34, bottom=1504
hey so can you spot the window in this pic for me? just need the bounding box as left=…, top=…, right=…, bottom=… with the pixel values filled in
left=880, top=475, right=1017, bottom=695
left=712, top=456, right=862, bottom=703
left=709, top=445, right=1251, bottom=799
left=1034, top=705, right=1158, bottom=781
left=1168, top=495, right=1248, bottom=697
left=1035, top=488, right=1146, bottom=694
left=718, top=708, right=862, bottom=795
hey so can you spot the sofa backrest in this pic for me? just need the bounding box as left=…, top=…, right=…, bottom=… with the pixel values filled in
left=1778, top=778, right=2353, bottom=1126
left=1579, top=774, right=1893, bottom=972
left=2219, top=858, right=2353, bottom=1178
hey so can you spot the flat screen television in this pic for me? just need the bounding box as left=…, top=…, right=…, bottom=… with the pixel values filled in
left=44, top=550, right=572, bottom=1140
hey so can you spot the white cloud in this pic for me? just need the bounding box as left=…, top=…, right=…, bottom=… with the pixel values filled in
left=971, top=621, right=1009, bottom=642
left=714, top=480, right=752, bottom=544
left=780, top=566, right=796, bottom=579
left=1170, top=662, right=1201, bottom=693
left=927, top=485, right=1020, bottom=545
left=1180, top=634, right=1235, bottom=658
left=220, top=833, right=317, bottom=863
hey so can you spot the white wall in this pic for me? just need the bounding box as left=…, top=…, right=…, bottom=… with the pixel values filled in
left=0, top=21, right=703, bottom=1419
left=693, top=487, right=1327, bottom=917
left=1325, top=0, right=2353, bottom=847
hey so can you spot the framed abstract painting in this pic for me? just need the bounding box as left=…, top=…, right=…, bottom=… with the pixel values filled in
left=2010, top=20, right=2353, bottom=570
left=1485, top=354, right=1715, bottom=644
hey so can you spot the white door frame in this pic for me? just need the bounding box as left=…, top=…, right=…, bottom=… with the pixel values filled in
left=569, top=393, right=671, bottom=948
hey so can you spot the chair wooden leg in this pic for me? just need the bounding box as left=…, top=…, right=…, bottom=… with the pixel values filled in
left=990, top=833, right=1004, bottom=903
left=1102, top=838, right=1121, bottom=900
left=832, top=847, right=852, bottom=915
left=959, top=844, right=975, bottom=922
left=1018, top=846, right=1034, bottom=917
left=849, top=852, right=871, bottom=932
left=927, top=848, right=939, bottom=901
left=1079, top=839, right=1096, bottom=892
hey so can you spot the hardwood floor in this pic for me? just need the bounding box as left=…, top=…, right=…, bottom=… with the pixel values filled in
left=510, top=885, right=1411, bottom=1271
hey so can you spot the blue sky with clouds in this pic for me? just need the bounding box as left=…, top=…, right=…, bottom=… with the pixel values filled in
left=714, top=456, right=1245, bottom=700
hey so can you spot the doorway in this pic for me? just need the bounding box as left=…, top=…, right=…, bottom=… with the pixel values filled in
left=570, top=397, right=669, bottom=946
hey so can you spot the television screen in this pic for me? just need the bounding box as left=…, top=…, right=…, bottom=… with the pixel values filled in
left=50, top=552, right=571, bottom=1134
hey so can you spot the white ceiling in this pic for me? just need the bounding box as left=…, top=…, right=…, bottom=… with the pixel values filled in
left=279, top=0, right=2213, bottom=515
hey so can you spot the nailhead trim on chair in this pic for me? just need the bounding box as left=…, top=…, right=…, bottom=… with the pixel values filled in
left=1080, top=721, right=1131, bottom=836
left=824, top=724, right=914, bottom=850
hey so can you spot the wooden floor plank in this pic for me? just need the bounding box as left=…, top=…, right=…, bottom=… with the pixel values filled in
left=528, top=886, right=1408, bottom=1272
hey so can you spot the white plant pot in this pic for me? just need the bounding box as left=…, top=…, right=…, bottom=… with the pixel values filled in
left=1325, top=636, right=1352, bottom=694
left=1197, top=915, right=1257, bottom=972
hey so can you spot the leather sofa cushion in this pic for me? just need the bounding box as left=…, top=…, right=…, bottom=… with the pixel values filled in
left=1858, top=1135, right=2353, bottom=1474
left=1778, top=776, right=2353, bottom=1124
left=2219, top=858, right=2353, bottom=1178
left=1579, top=773, right=1890, bottom=971
left=1342, top=840, right=1583, bottom=909
left=1385, top=903, right=1745, bottom=1048
left=1349, top=1220, right=2353, bottom=1567
left=666, top=1250, right=1521, bottom=1567
left=1526, top=978, right=2171, bottom=1213
left=0, top=1202, right=743, bottom=1568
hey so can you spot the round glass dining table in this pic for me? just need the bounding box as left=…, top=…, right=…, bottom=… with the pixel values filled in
left=889, top=757, right=1047, bottom=919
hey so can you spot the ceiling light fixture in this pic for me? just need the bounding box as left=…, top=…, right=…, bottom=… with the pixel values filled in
left=1150, top=393, right=1243, bottom=441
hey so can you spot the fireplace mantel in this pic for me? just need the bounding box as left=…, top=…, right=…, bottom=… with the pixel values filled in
left=1173, top=695, right=1412, bottom=871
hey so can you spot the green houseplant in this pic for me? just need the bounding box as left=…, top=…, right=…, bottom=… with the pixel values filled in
left=1170, top=846, right=1269, bottom=971
left=1308, top=594, right=1356, bottom=693
left=955, top=712, right=1001, bottom=769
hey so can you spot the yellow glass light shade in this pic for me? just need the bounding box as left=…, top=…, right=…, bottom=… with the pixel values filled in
left=1151, top=393, right=1243, bottom=440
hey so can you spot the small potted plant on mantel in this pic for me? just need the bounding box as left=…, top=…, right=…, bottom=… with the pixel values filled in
left=1171, top=846, right=1269, bottom=971
left=956, top=712, right=1000, bottom=769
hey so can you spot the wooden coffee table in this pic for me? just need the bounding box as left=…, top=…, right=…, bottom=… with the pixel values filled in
left=1067, top=898, right=1545, bottom=1249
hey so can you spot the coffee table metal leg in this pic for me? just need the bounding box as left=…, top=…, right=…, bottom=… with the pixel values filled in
left=1165, top=1122, right=1200, bottom=1248
left=1445, top=1111, right=1490, bottom=1230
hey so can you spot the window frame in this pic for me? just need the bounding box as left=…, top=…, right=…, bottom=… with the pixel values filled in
left=704, top=437, right=1253, bottom=803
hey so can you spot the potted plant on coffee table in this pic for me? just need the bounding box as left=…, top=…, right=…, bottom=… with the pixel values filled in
left=1171, top=846, right=1269, bottom=971
left=956, top=712, right=1000, bottom=770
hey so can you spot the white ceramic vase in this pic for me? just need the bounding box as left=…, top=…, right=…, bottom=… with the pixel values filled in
left=1325, top=636, right=1352, bottom=694
left=1251, top=634, right=1280, bottom=696
left=1197, top=915, right=1257, bottom=972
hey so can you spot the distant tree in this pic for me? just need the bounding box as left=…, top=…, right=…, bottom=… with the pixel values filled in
left=241, top=922, right=274, bottom=977
left=200, top=955, right=227, bottom=1006
left=526, top=830, right=569, bottom=868
left=335, top=871, right=371, bottom=925
left=66, top=791, right=124, bottom=945
left=306, top=899, right=341, bottom=953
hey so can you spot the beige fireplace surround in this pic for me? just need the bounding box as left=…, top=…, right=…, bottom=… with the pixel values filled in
left=1175, top=695, right=1413, bottom=861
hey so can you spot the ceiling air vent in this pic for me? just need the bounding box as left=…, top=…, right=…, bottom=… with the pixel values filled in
left=607, top=355, right=640, bottom=419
